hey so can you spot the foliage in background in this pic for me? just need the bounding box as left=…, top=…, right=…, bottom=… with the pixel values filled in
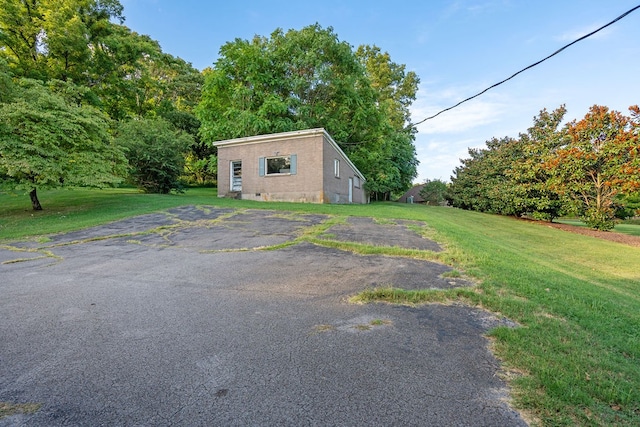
left=545, top=105, right=640, bottom=230
left=448, top=104, right=640, bottom=229
left=196, top=24, right=419, bottom=200
left=0, top=0, right=125, bottom=82
left=615, top=192, right=640, bottom=219
left=160, top=109, right=216, bottom=185
left=115, top=118, right=192, bottom=193
left=0, top=0, right=208, bottom=200
left=419, top=178, right=448, bottom=205
left=182, top=153, right=217, bottom=186
left=507, top=106, right=568, bottom=221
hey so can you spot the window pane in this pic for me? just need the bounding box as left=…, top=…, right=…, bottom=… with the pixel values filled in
left=266, top=156, right=291, bottom=174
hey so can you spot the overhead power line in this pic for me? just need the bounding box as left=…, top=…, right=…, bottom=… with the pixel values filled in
left=408, top=4, right=640, bottom=129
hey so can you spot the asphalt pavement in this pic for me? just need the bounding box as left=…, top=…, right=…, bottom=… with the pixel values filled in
left=0, top=206, right=527, bottom=426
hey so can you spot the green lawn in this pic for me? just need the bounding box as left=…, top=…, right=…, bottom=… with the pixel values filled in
left=615, top=223, right=640, bottom=237
left=419, top=208, right=640, bottom=426
left=558, top=218, right=640, bottom=237
left=2, top=188, right=639, bottom=426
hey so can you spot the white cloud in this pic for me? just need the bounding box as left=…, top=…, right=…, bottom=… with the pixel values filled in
left=410, top=83, right=508, bottom=135
left=409, top=81, right=525, bottom=182
left=555, top=24, right=614, bottom=42
left=414, top=135, right=483, bottom=182
left=415, top=100, right=505, bottom=134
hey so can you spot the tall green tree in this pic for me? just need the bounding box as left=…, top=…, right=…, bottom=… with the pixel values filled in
left=92, top=27, right=203, bottom=120
left=0, top=75, right=127, bottom=209
left=197, top=24, right=380, bottom=144
left=507, top=106, right=568, bottom=221
left=353, top=45, right=420, bottom=199
left=0, top=0, right=124, bottom=81
left=197, top=24, right=419, bottom=199
left=355, top=45, right=419, bottom=129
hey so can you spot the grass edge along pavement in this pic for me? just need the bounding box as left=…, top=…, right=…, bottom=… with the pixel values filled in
left=410, top=207, right=640, bottom=426
left=2, top=189, right=640, bottom=426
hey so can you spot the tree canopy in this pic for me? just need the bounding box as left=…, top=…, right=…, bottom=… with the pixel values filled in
left=197, top=24, right=419, bottom=199
left=0, top=72, right=126, bottom=209
left=0, top=0, right=124, bottom=82
left=0, top=0, right=203, bottom=119
left=197, top=24, right=379, bottom=142
left=0, top=0, right=206, bottom=207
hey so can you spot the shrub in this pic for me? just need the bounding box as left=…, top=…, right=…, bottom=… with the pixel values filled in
left=582, top=207, right=615, bottom=231
left=116, top=118, right=193, bottom=194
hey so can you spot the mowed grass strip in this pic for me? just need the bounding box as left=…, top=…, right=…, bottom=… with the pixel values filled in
left=558, top=218, right=640, bottom=237
left=1, top=189, right=639, bottom=425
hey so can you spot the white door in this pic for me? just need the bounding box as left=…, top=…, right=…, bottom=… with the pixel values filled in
left=231, top=161, right=242, bottom=191
left=348, top=177, right=353, bottom=203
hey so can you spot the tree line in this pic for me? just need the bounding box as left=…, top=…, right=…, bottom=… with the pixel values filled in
left=1, top=0, right=421, bottom=209
left=447, top=105, right=640, bottom=230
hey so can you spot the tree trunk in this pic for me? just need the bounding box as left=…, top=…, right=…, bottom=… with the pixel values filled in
left=30, top=188, right=43, bottom=210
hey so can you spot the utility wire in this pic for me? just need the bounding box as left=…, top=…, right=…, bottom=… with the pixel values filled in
left=408, top=4, right=640, bottom=129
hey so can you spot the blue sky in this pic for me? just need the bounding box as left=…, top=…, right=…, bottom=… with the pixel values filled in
left=120, top=0, right=640, bottom=183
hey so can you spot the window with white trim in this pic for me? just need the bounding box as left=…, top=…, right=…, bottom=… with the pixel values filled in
left=334, top=159, right=340, bottom=178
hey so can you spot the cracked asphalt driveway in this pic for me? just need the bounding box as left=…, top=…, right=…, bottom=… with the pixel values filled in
left=0, top=206, right=527, bottom=426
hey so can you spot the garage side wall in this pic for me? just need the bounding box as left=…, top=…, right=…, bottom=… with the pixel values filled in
left=322, top=135, right=367, bottom=204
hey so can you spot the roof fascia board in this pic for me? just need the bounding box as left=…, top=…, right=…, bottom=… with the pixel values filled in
left=212, top=128, right=325, bottom=148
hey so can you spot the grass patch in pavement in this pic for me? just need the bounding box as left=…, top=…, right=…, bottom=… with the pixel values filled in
left=0, top=402, right=41, bottom=419
left=350, top=287, right=476, bottom=306
left=2, top=190, right=639, bottom=425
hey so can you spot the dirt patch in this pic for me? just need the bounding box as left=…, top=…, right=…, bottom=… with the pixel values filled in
left=530, top=220, right=640, bottom=247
